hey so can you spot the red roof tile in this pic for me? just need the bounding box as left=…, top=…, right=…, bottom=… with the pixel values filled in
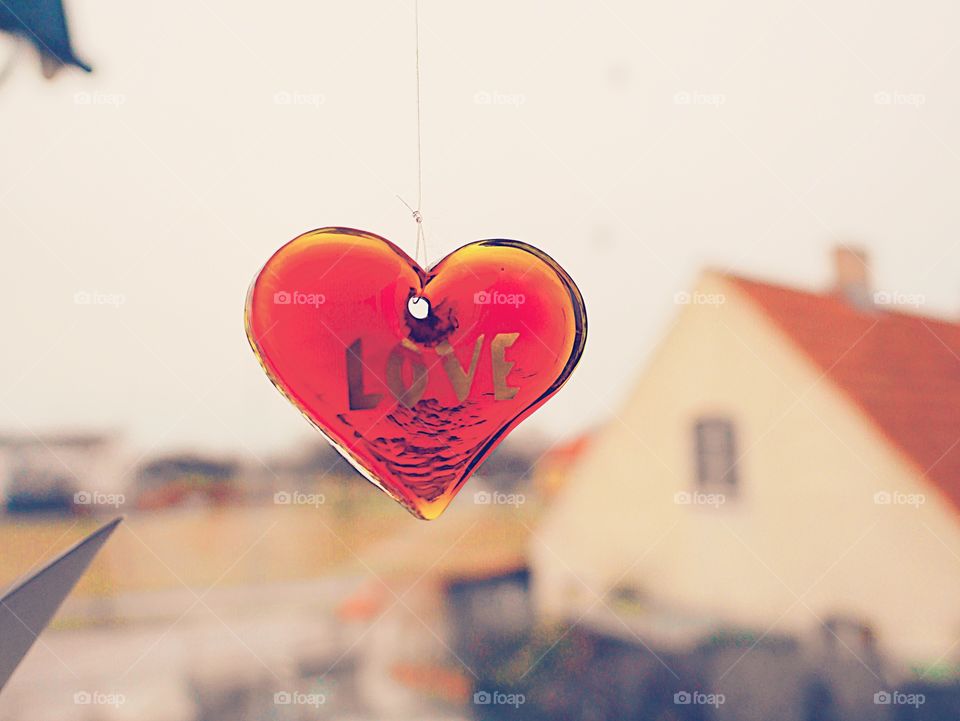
left=544, top=432, right=594, bottom=465
left=727, top=274, right=960, bottom=513
left=391, top=662, right=471, bottom=703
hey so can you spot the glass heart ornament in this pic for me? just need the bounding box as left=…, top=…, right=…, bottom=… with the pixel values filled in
left=245, top=227, right=587, bottom=519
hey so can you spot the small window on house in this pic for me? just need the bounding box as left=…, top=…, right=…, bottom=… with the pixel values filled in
left=693, top=417, right=739, bottom=495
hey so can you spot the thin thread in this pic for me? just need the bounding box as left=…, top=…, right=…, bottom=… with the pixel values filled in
left=396, top=0, right=427, bottom=266
left=413, top=0, right=426, bottom=265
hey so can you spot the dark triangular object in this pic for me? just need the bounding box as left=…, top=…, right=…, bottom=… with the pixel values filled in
left=0, top=0, right=92, bottom=74
left=0, top=517, right=121, bottom=692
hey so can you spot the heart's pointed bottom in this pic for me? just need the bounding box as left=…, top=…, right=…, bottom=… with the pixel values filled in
left=326, top=436, right=454, bottom=520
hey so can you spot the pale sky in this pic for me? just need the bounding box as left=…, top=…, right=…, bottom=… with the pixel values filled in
left=1, top=0, right=959, bottom=456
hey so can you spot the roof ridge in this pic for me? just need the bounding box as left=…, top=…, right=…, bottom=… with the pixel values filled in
left=718, top=270, right=960, bottom=328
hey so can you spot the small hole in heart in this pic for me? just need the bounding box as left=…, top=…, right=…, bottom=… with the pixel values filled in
left=407, top=296, right=430, bottom=320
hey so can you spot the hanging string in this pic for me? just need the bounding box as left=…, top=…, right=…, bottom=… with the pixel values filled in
left=396, top=194, right=424, bottom=261
left=414, top=0, right=426, bottom=266
left=396, top=0, right=427, bottom=266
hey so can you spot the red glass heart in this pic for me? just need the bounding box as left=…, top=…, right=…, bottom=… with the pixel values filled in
left=245, top=228, right=587, bottom=519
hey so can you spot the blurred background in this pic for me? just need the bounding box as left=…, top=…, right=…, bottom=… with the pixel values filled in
left=2, top=0, right=960, bottom=719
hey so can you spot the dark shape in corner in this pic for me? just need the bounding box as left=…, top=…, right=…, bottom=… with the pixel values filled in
left=0, top=0, right=91, bottom=78
left=0, top=517, right=121, bottom=693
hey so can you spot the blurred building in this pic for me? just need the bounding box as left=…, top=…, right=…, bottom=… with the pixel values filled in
left=0, top=432, right=124, bottom=514
left=535, top=247, right=960, bottom=681
left=133, top=453, right=239, bottom=509
left=476, top=440, right=543, bottom=493
left=258, top=439, right=366, bottom=506
left=532, top=433, right=592, bottom=501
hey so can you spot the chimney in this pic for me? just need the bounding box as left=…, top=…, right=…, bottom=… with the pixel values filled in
left=833, top=246, right=872, bottom=308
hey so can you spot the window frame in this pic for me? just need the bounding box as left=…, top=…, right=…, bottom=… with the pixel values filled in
left=692, top=416, right=740, bottom=497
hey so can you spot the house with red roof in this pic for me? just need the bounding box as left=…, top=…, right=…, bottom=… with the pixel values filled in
left=533, top=247, right=960, bottom=681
